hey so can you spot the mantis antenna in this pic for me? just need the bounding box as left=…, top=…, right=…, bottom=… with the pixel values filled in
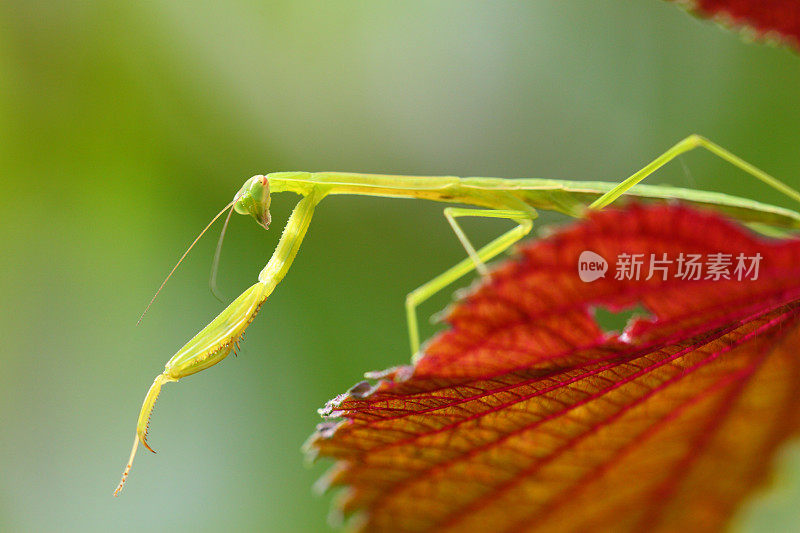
left=137, top=200, right=236, bottom=325
left=209, top=203, right=235, bottom=302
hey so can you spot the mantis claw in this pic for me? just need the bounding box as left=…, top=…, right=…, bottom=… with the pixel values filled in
left=137, top=373, right=173, bottom=454
left=113, top=373, right=174, bottom=496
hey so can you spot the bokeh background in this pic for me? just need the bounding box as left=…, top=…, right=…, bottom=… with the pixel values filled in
left=2, top=2, right=800, bottom=531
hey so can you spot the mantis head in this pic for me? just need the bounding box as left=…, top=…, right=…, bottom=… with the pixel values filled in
left=234, top=175, right=272, bottom=229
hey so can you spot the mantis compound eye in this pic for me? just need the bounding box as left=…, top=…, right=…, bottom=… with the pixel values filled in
left=234, top=175, right=272, bottom=229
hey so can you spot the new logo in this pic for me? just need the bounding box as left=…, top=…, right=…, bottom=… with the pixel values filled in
left=578, top=251, right=608, bottom=282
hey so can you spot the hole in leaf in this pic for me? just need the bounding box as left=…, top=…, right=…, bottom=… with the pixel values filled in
left=591, top=303, right=651, bottom=335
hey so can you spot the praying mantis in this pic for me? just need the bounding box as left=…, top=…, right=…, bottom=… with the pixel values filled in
left=114, top=134, right=800, bottom=496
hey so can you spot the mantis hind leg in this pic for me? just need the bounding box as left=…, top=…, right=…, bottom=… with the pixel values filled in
left=590, top=134, right=800, bottom=210
left=406, top=208, right=534, bottom=357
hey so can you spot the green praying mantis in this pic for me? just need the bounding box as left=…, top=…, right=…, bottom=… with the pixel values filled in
left=114, top=135, right=800, bottom=496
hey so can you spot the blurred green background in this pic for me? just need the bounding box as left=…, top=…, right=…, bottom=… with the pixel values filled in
left=2, top=1, right=800, bottom=531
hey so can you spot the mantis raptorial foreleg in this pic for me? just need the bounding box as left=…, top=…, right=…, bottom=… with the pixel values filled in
left=406, top=208, right=535, bottom=357
left=591, top=134, right=800, bottom=210
left=114, top=185, right=322, bottom=496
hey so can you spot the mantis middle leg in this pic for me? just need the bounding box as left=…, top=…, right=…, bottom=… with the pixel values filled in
left=406, top=208, right=534, bottom=357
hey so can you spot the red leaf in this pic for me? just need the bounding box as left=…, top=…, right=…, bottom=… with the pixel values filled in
left=674, top=0, right=800, bottom=49
left=307, top=204, right=800, bottom=532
